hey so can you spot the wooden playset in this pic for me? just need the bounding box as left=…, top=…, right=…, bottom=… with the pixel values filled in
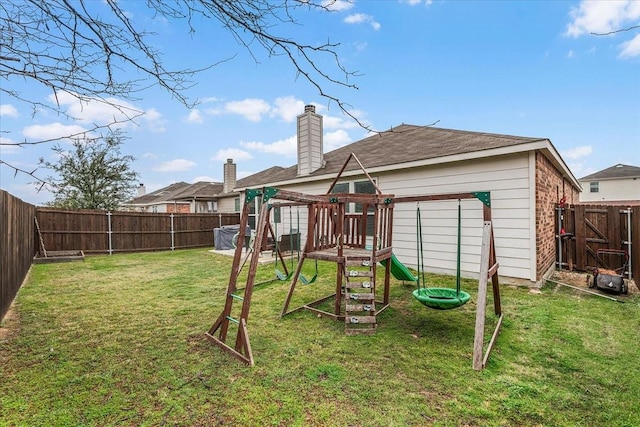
left=205, top=154, right=503, bottom=370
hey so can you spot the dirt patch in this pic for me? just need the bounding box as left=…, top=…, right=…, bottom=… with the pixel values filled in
left=550, top=270, right=639, bottom=295
left=0, top=302, right=20, bottom=344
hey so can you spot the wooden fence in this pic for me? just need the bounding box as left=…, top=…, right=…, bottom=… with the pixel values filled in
left=558, top=204, right=639, bottom=280
left=1, top=190, right=36, bottom=321
left=35, top=208, right=240, bottom=254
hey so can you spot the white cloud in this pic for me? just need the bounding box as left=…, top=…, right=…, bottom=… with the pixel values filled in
left=324, top=129, right=352, bottom=151
left=241, top=135, right=297, bottom=158
left=344, top=13, right=381, bottom=30
left=143, top=108, right=166, bottom=132
left=323, top=114, right=360, bottom=130
left=200, top=96, right=222, bottom=103
left=142, top=152, right=158, bottom=159
left=323, top=0, right=354, bottom=12
left=211, top=148, right=253, bottom=162
left=43, top=91, right=166, bottom=132
left=566, top=1, right=639, bottom=37
left=153, top=159, right=196, bottom=172
left=272, top=96, right=306, bottom=122
left=22, top=122, right=88, bottom=141
left=567, top=50, right=575, bottom=58
left=0, top=104, right=18, bottom=117
left=565, top=0, right=640, bottom=58
left=224, top=98, right=271, bottom=121
left=186, top=109, right=203, bottom=124
left=619, top=33, right=640, bottom=58
left=561, top=145, right=593, bottom=160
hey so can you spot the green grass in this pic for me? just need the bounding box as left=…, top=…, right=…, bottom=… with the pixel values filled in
left=1, top=248, right=639, bottom=426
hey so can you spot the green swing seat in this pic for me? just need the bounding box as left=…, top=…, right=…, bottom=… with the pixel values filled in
left=412, top=200, right=470, bottom=311
left=413, top=287, right=471, bottom=310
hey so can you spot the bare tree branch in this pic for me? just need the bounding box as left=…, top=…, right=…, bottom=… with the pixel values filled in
left=591, top=25, right=640, bottom=36
left=1, top=0, right=374, bottom=183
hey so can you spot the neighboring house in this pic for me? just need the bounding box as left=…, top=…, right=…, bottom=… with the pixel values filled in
left=578, top=164, right=640, bottom=204
left=122, top=181, right=224, bottom=213
left=225, top=105, right=581, bottom=284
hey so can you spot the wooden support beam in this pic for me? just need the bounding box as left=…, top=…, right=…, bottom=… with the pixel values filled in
left=473, top=221, right=503, bottom=370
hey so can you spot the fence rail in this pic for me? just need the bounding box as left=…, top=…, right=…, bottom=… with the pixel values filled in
left=1, top=190, right=36, bottom=321
left=35, top=208, right=240, bottom=254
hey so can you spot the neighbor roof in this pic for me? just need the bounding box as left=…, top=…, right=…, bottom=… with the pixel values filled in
left=579, top=164, right=640, bottom=181
left=124, top=181, right=224, bottom=205
left=171, top=181, right=224, bottom=200
left=237, top=125, right=548, bottom=188
left=126, top=182, right=190, bottom=205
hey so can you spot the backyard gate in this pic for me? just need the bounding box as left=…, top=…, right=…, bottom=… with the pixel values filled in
left=557, top=204, right=639, bottom=281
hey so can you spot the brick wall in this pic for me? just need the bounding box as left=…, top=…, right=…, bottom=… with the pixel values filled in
left=535, top=152, right=579, bottom=280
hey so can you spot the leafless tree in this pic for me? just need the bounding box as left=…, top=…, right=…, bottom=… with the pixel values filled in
left=0, top=0, right=362, bottom=181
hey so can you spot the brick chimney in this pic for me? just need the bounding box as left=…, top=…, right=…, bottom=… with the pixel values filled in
left=223, top=158, right=237, bottom=193
left=297, top=105, right=323, bottom=176
left=137, top=183, right=146, bottom=197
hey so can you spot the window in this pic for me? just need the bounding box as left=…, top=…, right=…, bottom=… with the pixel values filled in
left=273, top=206, right=281, bottom=223
left=331, top=182, right=349, bottom=194
left=354, top=180, right=377, bottom=236
left=590, top=181, right=599, bottom=193
left=331, top=182, right=350, bottom=212
left=234, top=197, right=240, bottom=212
left=354, top=180, right=376, bottom=213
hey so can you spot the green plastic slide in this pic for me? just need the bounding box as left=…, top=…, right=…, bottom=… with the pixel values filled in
left=381, top=253, right=417, bottom=282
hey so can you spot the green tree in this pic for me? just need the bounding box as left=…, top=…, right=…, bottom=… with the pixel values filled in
left=39, top=132, right=139, bottom=210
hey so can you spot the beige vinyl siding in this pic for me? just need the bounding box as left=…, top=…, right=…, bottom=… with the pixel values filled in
left=579, top=177, right=640, bottom=202
left=243, top=152, right=534, bottom=281
left=380, top=153, right=532, bottom=281
left=217, top=196, right=238, bottom=213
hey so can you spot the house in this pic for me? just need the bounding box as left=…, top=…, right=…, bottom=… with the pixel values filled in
left=122, top=181, right=223, bottom=213
left=223, top=105, right=581, bottom=284
left=578, top=164, right=640, bottom=204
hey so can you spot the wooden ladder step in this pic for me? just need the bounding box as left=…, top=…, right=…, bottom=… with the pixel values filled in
left=345, top=258, right=372, bottom=267
left=345, top=281, right=372, bottom=289
left=347, top=292, right=374, bottom=301
left=347, top=270, right=373, bottom=277
left=346, top=315, right=377, bottom=324
left=345, top=303, right=374, bottom=312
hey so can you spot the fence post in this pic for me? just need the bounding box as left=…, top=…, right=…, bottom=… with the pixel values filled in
left=106, top=211, right=113, bottom=255
left=170, top=213, right=175, bottom=251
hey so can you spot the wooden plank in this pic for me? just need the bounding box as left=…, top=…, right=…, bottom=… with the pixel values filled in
left=473, top=222, right=492, bottom=371
left=608, top=205, right=620, bottom=249
left=346, top=293, right=374, bottom=301
left=574, top=205, right=586, bottom=270
left=632, top=207, right=639, bottom=282
left=345, top=281, right=372, bottom=289
left=346, top=270, right=373, bottom=277
left=346, top=316, right=377, bottom=324
left=345, top=303, right=375, bottom=311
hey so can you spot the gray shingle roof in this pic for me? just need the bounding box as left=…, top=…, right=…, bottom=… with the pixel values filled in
left=579, top=164, right=640, bottom=181
left=125, top=181, right=224, bottom=205
left=126, top=182, right=190, bottom=205
left=171, top=181, right=224, bottom=200
left=237, top=125, right=546, bottom=188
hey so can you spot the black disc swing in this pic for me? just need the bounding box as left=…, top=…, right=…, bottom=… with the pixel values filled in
left=412, top=199, right=471, bottom=310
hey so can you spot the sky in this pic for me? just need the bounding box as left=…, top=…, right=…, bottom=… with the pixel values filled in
left=1, top=0, right=639, bottom=205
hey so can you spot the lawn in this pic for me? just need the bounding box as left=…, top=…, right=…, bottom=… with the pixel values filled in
left=1, top=248, right=639, bottom=426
